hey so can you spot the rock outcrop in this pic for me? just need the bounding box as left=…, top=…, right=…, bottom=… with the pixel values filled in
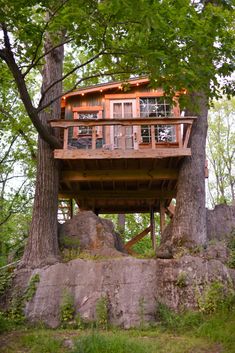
left=58, top=211, right=126, bottom=256
left=206, top=204, right=235, bottom=241
left=19, top=255, right=235, bottom=329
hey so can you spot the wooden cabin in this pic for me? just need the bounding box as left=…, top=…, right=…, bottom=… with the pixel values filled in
left=50, top=77, right=195, bottom=249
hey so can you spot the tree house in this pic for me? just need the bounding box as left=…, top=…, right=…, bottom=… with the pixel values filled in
left=50, top=77, right=195, bottom=249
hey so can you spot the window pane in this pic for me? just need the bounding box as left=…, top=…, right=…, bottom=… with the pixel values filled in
left=113, top=103, right=122, bottom=118
left=141, top=125, right=151, bottom=143
left=124, top=102, right=133, bottom=118
left=155, top=125, right=176, bottom=142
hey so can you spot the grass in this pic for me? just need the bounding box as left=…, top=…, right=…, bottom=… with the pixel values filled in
left=0, top=305, right=234, bottom=353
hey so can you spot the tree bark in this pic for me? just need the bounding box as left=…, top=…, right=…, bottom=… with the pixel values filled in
left=21, top=33, right=64, bottom=268
left=162, top=93, right=208, bottom=250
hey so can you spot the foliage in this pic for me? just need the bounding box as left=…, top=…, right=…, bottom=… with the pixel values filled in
left=176, top=271, right=187, bottom=288
left=59, top=290, right=76, bottom=328
left=19, top=332, right=64, bottom=353
left=197, top=281, right=235, bottom=314
left=207, top=98, right=235, bottom=206
left=102, top=213, right=160, bottom=255
left=156, top=302, right=204, bottom=331
left=5, top=273, right=40, bottom=325
left=95, top=296, right=109, bottom=330
left=1, top=303, right=235, bottom=353
left=24, top=273, right=40, bottom=302
left=72, top=332, right=147, bottom=353
left=227, top=230, right=235, bottom=269
left=0, top=72, right=36, bottom=266
left=0, top=267, right=14, bottom=296
left=61, top=249, right=81, bottom=262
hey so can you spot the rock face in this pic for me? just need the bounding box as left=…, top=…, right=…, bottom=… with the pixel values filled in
left=21, top=256, right=235, bottom=329
left=58, top=211, right=125, bottom=256
left=207, top=204, right=235, bottom=241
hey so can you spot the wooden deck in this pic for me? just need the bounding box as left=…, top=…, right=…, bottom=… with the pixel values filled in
left=50, top=116, right=195, bottom=213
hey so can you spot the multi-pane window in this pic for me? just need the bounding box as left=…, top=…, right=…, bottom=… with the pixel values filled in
left=140, top=97, right=171, bottom=118
left=78, top=113, right=97, bottom=135
left=112, top=101, right=134, bottom=149
left=140, top=97, right=175, bottom=143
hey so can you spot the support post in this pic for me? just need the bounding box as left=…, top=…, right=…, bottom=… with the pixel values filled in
left=150, top=208, right=156, bottom=250
left=117, top=214, right=125, bottom=239
left=69, top=198, right=73, bottom=219
left=160, top=201, right=166, bottom=236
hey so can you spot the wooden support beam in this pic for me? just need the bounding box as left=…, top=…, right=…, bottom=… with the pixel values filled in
left=50, top=117, right=197, bottom=128
left=125, top=225, right=151, bottom=251
left=54, top=148, right=191, bottom=160
left=166, top=202, right=175, bottom=218
left=72, top=105, right=103, bottom=112
left=59, top=189, right=176, bottom=200
left=160, top=201, right=166, bottom=236
left=150, top=208, right=156, bottom=250
left=61, top=169, right=178, bottom=182
left=183, top=124, right=192, bottom=148
left=70, top=199, right=73, bottom=218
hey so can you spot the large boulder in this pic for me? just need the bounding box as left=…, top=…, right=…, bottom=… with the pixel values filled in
left=206, top=204, right=235, bottom=241
left=20, top=256, right=235, bottom=328
left=58, top=211, right=126, bottom=256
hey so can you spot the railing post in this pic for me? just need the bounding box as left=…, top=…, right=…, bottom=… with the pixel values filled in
left=151, top=125, right=156, bottom=149
left=121, top=126, right=125, bottom=150
left=92, top=126, right=96, bottom=150
left=63, top=128, right=68, bottom=149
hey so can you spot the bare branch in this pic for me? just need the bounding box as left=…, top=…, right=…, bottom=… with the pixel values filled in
left=0, top=24, right=61, bottom=149
left=37, top=69, right=132, bottom=113
left=23, top=0, right=70, bottom=75
left=38, top=50, right=105, bottom=107
left=23, top=37, right=73, bottom=77
left=0, top=135, right=18, bottom=165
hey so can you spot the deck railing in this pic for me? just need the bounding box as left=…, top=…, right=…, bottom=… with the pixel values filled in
left=50, top=117, right=196, bottom=153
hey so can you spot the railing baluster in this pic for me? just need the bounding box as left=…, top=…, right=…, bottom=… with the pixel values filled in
left=92, top=126, right=96, bottom=150
left=63, top=128, right=68, bottom=149
left=151, top=125, right=156, bottom=149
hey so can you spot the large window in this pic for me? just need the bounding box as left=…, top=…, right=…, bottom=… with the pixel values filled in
left=78, top=113, right=98, bottom=135
left=140, top=97, right=175, bottom=143
left=140, top=97, right=171, bottom=118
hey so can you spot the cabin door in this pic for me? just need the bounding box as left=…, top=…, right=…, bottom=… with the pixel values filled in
left=110, top=100, right=137, bottom=149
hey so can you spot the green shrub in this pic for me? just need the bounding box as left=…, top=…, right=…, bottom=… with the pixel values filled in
left=176, top=271, right=187, bottom=288
left=197, top=281, right=234, bottom=314
left=24, top=274, right=40, bottom=302
left=156, top=302, right=203, bottom=331
left=0, top=311, right=13, bottom=333
left=59, top=290, right=76, bottom=328
left=20, top=331, right=63, bottom=353
left=0, top=267, right=14, bottom=296
left=96, top=296, right=109, bottom=330
left=72, top=333, right=147, bottom=353
left=227, top=232, right=235, bottom=268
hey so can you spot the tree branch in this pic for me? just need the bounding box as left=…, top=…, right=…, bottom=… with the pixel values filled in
left=0, top=24, right=61, bottom=149
left=23, top=37, right=73, bottom=77
left=37, top=69, right=132, bottom=113
left=38, top=50, right=105, bottom=107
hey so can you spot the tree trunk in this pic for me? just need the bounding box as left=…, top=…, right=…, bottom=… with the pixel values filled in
left=21, top=33, right=64, bottom=268
left=167, top=93, right=208, bottom=248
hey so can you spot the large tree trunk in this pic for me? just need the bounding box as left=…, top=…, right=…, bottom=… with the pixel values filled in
left=171, top=93, right=208, bottom=247
left=21, top=34, right=64, bottom=268
left=157, top=93, right=208, bottom=257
